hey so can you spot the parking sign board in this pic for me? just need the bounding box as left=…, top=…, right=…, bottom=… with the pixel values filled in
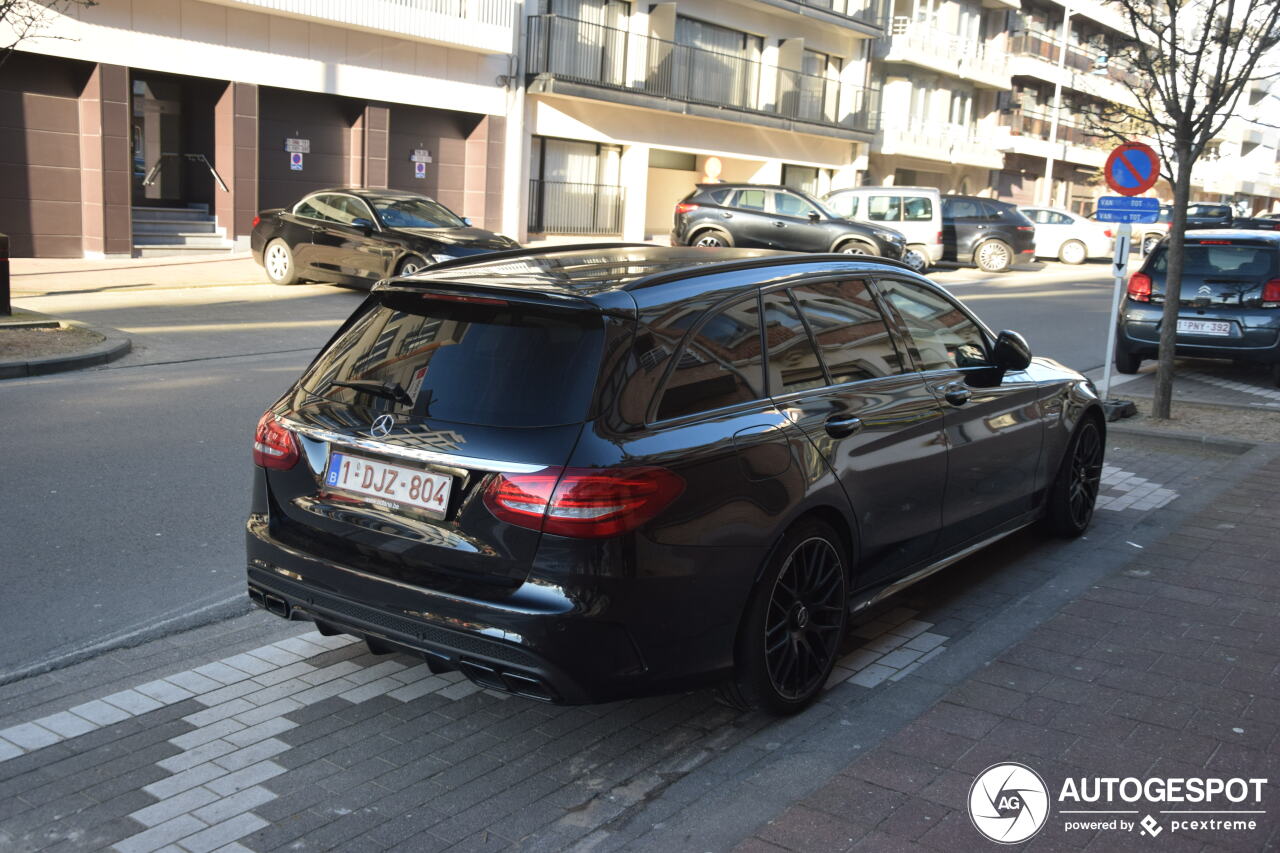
left=1104, top=142, right=1160, bottom=196
left=1095, top=196, right=1160, bottom=224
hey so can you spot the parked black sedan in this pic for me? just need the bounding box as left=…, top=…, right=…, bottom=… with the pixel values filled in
left=246, top=244, right=1105, bottom=715
left=251, top=188, right=519, bottom=287
left=671, top=183, right=907, bottom=260
left=941, top=195, right=1037, bottom=272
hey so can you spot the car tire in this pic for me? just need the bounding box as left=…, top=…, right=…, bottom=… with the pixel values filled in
left=1141, top=234, right=1162, bottom=255
left=1058, top=239, right=1087, bottom=265
left=974, top=239, right=1013, bottom=272
left=263, top=239, right=300, bottom=285
left=720, top=518, right=849, bottom=715
left=692, top=230, right=730, bottom=248
left=836, top=240, right=877, bottom=256
left=902, top=246, right=930, bottom=273
left=397, top=255, right=428, bottom=277
left=1041, top=418, right=1104, bottom=538
left=1114, top=345, right=1142, bottom=375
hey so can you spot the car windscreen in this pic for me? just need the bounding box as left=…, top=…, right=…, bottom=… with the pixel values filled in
left=1149, top=244, right=1277, bottom=277
left=1187, top=204, right=1231, bottom=217
left=367, top=196, right=466, bottom=229
left=298, top=292, right=605, bottom=428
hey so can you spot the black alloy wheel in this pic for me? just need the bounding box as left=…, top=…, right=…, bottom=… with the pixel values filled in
left=397, top=255, right=427, bottom=276
left=723, top=519, right=848, bottom=714
left=693, top=230, right=728, bottom=248
left=1043, top=419, right=1104, bottom=537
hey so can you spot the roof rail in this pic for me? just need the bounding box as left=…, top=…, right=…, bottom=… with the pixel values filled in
left=402, top=242, right=655, bottom=277
left=624, top=251, right=918, bottom=290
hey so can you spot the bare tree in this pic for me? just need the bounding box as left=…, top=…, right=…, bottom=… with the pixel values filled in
left=1087, top=0, right=1280, bottom=419
left=0, top=0, right=97, bottom=73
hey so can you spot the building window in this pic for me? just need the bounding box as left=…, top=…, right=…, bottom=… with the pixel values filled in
left=669, top=16, right=763, bottom=109
left=528, top=137, right=624, bottom=235
left=782, top=164, right=821, bottom=196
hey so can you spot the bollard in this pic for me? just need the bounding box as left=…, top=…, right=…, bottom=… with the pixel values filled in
left=0, top=232, right=9, bottom=317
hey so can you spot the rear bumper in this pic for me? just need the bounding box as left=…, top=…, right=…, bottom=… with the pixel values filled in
left=245, top=515, right=749, bottom=703
left=1117, top=302, right=1280, bottom=363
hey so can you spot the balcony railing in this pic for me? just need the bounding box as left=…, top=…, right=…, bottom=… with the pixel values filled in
left=527, top=179, right=624, bottom=235
left=885, top=18, right=1008, bottom=81
left=1008, top=29, right=1138, bottom=87
left=780, top=0, right=891, bottom=31
left=209, top=0, right=515, bottom=50
left=1001, top=106, right=1103, bottom=148
left=526, top=15, right=879, bottom=133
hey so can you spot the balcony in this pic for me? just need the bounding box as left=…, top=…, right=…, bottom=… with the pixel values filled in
left=201, top=0, right=516, bottom=54
left=525, top=15, right=880, bottom=139
left=997, top=106, right=1108, bottom=166
left=755, top=0, right=891, bottom=37
left=876, top=122, right=1004, bottom=169
left=528, top=179, right=624, bottom=235
left=1007, top=29, right=1138, bottom=104
left=878, top=18, right=1010, bottom=89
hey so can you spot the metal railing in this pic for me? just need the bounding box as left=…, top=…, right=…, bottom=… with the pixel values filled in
left=526, top=15, right=879, bottom=133
left=527, top=179, right=624, bottom=235
left=781, top=0, right=891, bottom=30
left=1008, top=29, right=1137, bottom=86
left=217, top=0, right=514, bottom=38
left=885, top=17, right=1008, bottom=79
left=1000, top=106, right=1103, bottom=147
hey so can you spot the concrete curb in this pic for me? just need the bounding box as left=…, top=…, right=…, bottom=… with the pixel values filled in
left=0, top=319, right=132, bottom=379
left=1107, top=420, right=1269, bottom=454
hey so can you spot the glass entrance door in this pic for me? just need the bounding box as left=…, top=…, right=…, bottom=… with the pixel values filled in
left=131, top=77, right=184, bottom=205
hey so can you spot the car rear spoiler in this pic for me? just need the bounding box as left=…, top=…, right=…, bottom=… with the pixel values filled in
left=391, top=242, right=655, bottom=276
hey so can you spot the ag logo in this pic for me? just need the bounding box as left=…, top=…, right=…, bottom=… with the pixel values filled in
left=968, top=762, right=1049, bottom=844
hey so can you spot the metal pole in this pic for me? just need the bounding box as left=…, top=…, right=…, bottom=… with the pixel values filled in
left=1041, top=5, right=1072, bottom=207
left=1101, top=221, right=1131, bottom=401
left=0, top=232, right=10, bottom=317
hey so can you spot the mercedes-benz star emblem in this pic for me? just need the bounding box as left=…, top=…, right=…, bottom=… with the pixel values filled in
left=370, top=414, right=395, bottom=438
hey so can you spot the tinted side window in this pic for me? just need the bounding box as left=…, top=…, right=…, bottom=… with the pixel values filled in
left=296, top=195, right=338, bottom=222
left=761, top=291, right=826, bottom=394
left=656, top=296, right=764, bottom=420
left=876, top=279, right=989, bottom=372
left=734, top=189, right=766, bottom=211
left=773, top=192, right=817, bottom=218
left=976, top=200, right=1005, bottom=220
left=705, top=188, right=732, bottom=204
left=945, top=198, right=980, bottom=219
left=790, top=280, right=903, bottom=382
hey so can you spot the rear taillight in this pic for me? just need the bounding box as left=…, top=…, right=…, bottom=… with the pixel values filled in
left=252, top=215, right=261, bottom=228
left=253, top=412, right=299, bottom=470
left=936, top=231, right=942, bottom=244
left=674, top=203, right=698, bottom=216
left=1262, top=278, right=1280, bottom=307
left=1016, top=225, right=1034, bottom=231
left=1127, top=271, right=1153, bottom=302
left=1104, top=229, right=1113, bottom=238
left=483, top=466, right=684, bottom=538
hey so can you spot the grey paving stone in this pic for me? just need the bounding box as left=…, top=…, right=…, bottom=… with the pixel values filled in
left=0, top=721, right=62, bottom=751
left=221, top=717, right=295, bottom=748
left=211, top=738, right=290, bottom=773
left=174, top=812, right=267, bottom=853
left=143, top=762, right=229, bottom=800
left=181, top=700, right=255, bottom=729
left=135, top=680, right=197, bottom=706
left=204, top=760, right=285, bottom=797
left=129, top=785, right=221, bottom=828
left=157, top=739, right=237, bottom=774
left=103, top=689, right=166, bottom=717
left=68, top=699, right=134, bottom=728
left=113, top=814, right=207, bottom=853
left=169, top=720, right=244, bottom=752
left=188, top=784, right=275, bottom=826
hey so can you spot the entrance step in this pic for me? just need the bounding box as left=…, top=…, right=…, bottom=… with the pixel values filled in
left=132, top=233, right=234, bottom=248
left=133, top=245, right=238, bottom=258
left=132, top=206, right=212, bottom=222
left=131, top=204, right=232, bottom=256
left=132, top=219, right=219, bottom=235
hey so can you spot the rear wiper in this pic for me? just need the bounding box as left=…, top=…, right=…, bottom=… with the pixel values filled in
left=330, top=380, right=414, bottom=407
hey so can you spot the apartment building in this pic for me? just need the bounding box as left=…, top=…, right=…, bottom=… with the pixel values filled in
left=0, top=0, right=517, bottom=258
left=517, top=0, right=887, bottom=241
left=1191, top=77, right=1280, bottom=215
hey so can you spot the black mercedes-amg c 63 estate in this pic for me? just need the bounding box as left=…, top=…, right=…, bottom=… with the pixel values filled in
left=246, top=245, right=1104, bottom=714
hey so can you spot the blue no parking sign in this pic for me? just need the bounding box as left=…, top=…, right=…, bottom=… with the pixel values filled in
left=290, top=152, right=303, bottom=171
left=1104, top=142, right=1159, bottom=196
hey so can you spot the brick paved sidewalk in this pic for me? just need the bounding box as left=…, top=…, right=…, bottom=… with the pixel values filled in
left=742, top=455, right=1280, bottom=852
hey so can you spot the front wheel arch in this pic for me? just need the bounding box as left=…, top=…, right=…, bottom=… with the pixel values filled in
left=833, top=238, right=877, bottom=255
left=690, top=228, right=733, bottom=248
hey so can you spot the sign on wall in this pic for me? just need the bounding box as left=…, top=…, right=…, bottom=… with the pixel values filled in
left=285, top=138, right=311, bottom=154
left=290, top=152, right=303, bottom=171
left=411, top=149, right=433, bottom=163
left=414, top=162, right=426, bottom=179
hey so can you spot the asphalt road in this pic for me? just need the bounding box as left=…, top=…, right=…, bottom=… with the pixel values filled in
left=1, top=261, right=1115, bottom=682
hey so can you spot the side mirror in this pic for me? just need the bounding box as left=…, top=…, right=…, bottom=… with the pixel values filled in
left=808, top=211, right=821, bottom=223
left=351, top=218, right=374, bottom=234
left=462, top=217, right=473, bottom=227
left=992, top=330, right=1032, bottom=371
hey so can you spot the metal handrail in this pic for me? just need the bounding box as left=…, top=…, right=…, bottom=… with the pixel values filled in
left=141, top=153, right=229, bottom=193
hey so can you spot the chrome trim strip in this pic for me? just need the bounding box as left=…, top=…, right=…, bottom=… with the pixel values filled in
left=851, top=522, right=1030, bottom=613
left=280, top=419, right=547, bottom=473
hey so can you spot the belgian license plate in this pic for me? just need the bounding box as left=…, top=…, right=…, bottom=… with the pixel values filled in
left=1176, top=319, right=1233, bottom=336
left=323, top=452, right=452, bottom=515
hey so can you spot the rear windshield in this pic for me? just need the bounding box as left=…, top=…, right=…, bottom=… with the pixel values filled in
left=1150, top=244, right=1276, bottom=277
left=299, top=292, right=604, bottom=428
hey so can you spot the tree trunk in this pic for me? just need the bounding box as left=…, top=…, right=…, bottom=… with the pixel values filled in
left=1152, top=143, right=1193, bottom=420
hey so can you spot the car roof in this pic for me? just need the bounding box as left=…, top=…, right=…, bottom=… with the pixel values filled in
left=305, top=187, right=431, bottom=200
left=378, top=244, right=915, bottom=301
left=825, top=186, right=940, bottom=194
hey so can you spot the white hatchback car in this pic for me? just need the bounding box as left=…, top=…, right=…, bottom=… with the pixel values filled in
left=1018, top=206, right=1114, bottom=264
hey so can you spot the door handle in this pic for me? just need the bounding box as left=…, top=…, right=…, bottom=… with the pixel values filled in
left=774, top=221, right=786, bottom=228
left=824, top=415, right=863, bottom=438
left=720, top=212, right=732, bottom=219
left=942, top=382, right=971, bottom=406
